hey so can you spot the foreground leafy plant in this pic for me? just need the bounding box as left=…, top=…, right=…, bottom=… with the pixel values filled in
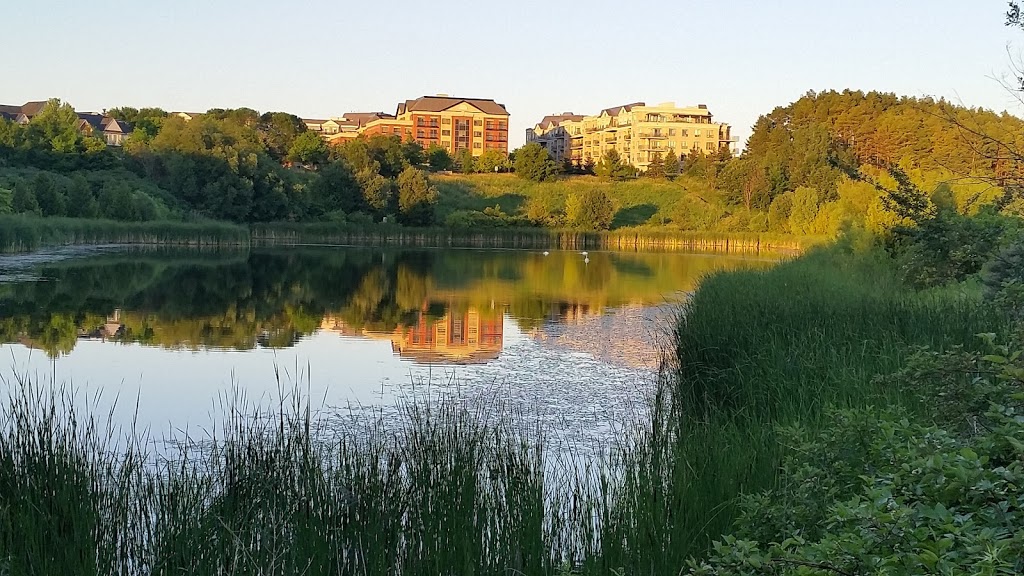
left=689, top=344, right=1024, bottom=576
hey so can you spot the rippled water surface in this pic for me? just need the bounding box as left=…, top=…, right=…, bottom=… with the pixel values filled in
left=0, top=246, right=774, bottom=442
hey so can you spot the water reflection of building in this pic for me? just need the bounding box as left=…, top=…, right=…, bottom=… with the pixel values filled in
left=320, top=307, right=504, bottom=365
left=78, top=309, right=124, bottom=340
left=546, top=302, right=603, bottom=325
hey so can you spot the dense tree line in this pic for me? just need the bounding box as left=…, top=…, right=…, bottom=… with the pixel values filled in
left=0, top=99, right=442, bottom=224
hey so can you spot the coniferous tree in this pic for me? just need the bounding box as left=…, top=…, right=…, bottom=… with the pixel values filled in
left=646, top=152, right=666, bottom=178
left=664, top=149, right=681, bottom=177
left=595, top=149, right=633, bottom=180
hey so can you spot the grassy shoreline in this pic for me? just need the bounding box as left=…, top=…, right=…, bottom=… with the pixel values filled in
left=0, top=215, right=816, bottom=254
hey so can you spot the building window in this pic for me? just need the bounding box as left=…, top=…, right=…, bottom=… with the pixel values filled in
left=706, top=142, right=714, bottom=150
left=442, top=118, right=451, bottom=124
left=417, top=129, right=425, bottom=138
left=442, top=129, right=451, bottom=136
left=681, top=129, right=688, bottom=137
left=487, top=134, right=494, bottom=141
left=695, top=129, right=701, bottom=137
left=473, top=119, right=482, bottom=126
left=473, top=131, right=482, bottom=138
left=430, top=129, right=438, bottom=138
left=473, top=142, right=481, bottom=149
left=669, top=129, right=676, bottom=136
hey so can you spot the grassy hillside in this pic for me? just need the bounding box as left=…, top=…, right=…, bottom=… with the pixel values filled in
left=435, top=173, right=689, bottom=228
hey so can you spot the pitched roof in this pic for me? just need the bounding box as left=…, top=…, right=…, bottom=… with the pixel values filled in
left=537, top=113, right=583, bottom=128
left=76, top=112, right=106, bottom=131
left=20, top=101, right=48, bottom=117
left=0, top=111, right=17, bottom=122
left=398, top=96, right=509, bottom=116
left=342, top=112, right=395, bottom=126
left=103, top=118, right=132, bottom=134
left=600, top=102, right=645, bottom=116
left=0, top=105, right=21, bottom=115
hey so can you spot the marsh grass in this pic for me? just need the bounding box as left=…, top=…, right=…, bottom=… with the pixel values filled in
left=612, top=238, right=1009, bottom=570
left=0, top=216, right=249, bottom=253
left=0, top=375, right=609, bottom=575
left=252, top=222, right=807, bottom=253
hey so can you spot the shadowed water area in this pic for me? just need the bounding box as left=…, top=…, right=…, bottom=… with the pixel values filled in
left=0, top=246, right=774, bottom=443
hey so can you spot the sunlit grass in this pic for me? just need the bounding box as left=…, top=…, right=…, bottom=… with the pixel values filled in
left=0, top=215, right=249, bottom=253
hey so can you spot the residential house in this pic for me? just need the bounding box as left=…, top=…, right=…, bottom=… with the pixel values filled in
left=0, top=101, right=48, bottom=124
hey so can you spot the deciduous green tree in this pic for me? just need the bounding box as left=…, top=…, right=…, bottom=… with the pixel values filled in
left=565, top=188, right=615, bottom=230
left=768, top=192, right=794, bottom=233
left=66, top=175, right=98, bottom=218
left=287, top=131, right=329, bottom=166
left=474, top=149, right=507, bottom=173
left=257, top=112, right=307, bottom=161
left=513, top=142, right=560, bottom=182
left=396, top=167, right=438, bottom=226
left=33, top=173, right=65, bottom=216
left=426, top=144, right=452, bottom=171
left=788, top=186, right=820, bottom=234
left=12, top=180, right=39, bottom=214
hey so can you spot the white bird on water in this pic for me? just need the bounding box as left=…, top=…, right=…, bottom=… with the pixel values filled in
left=580, top=251, right=589, bottom=256
left=542, top=251, right=549, bottom=256
left=584, top=256, right=590, bottom=264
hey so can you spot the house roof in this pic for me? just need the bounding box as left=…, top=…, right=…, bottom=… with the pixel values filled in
left=0, top=105, right=21, bottom=115
left=397, top=96, right=509, bottom=116
left=103, top=118, right=132, bottom=134
left=20, top=101, right=48, bottom=117
left=76, top=113, right=106, bottom=131
left=0, top=111, right=17, bottom=122
left=600, top=102, right=645, bottom=116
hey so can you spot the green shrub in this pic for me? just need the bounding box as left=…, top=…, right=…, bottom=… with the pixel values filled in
left=691, top=344, right=1024, bottom=576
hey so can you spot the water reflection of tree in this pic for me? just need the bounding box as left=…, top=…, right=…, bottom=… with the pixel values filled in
left=0, top=248, right=766, bottom=356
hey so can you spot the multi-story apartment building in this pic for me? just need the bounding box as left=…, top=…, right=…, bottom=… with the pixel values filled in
left=306, top=95, right=510, bottom=157
left=526, top=102, right=735, bottom=171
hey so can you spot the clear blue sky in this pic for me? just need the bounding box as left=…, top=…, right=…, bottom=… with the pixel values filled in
left=2, top=0, right=1020, bottom=148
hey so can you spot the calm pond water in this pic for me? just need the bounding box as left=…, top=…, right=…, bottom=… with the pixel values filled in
left=0, top=246, right=773, bottom=443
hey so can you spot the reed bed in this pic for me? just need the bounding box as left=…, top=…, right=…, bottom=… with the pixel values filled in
left=251, top=222, right=807, bottom=253
left=0, top=216, right=250, bottom=253
left=0, top=377, right=641, bottom=575
left=623, top=239, right=1008, bottom=567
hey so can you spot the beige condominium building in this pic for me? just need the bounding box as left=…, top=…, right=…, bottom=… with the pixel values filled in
left=526, top=102, right=735, bottom=171
left=304, top=95, right=510, bottom=157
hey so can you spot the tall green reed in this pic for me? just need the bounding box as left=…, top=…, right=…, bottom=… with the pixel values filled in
left=599, top=239, right=1008, bottom=571
left=0, top=375, right=585, bottom=575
